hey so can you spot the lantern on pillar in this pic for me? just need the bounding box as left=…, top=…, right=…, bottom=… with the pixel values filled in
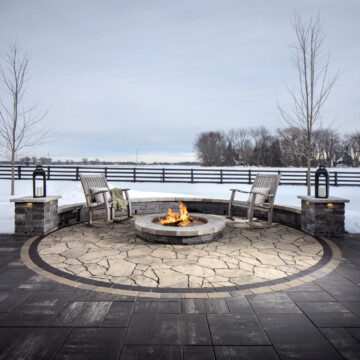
left=315, top=165, right=329, bottom=198
left=33, top=165, right=47, bottom=198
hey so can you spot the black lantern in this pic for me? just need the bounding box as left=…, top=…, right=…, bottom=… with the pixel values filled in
left=315, top=165, right=329, bottom=198
left=33, top=165, right=47, bottom=198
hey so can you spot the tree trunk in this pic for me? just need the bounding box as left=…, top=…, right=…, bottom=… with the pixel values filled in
left=306, top=135, right=311, bottom=196
left=10, top=153, right=15, bottom=195
left=10, top=90, right=18, bottom=196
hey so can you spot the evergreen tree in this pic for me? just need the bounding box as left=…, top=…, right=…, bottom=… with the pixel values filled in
left=224, top=142, right=236, bottom=166
left=342, top=146, right=353, bottom=166
left=270, top=139, right=283, bottom=167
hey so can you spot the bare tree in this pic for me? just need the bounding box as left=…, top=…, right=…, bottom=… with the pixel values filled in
left=249, top=126, right=272, bottom=166
left=278, top=127, right=306, bottom=167
left=346, top=131, right=360, bottom=167
left=314, top=128, right=343, bottom=167
left=194, top=131, right=227, bottom=166
left=227, top=128, right=253, bottom=165
left=0, top=42, right=54, bottom=195
left=278, top=13, right=340, bottom=195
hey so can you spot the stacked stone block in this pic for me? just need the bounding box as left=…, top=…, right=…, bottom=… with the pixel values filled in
left=298, top=196, right=349, bottom=237
left=11, top=196, right=61, bottom=236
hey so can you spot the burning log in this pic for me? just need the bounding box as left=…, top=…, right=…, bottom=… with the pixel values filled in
left=160, top=217, right=193, bottom=226
left=157, top=202, right=192, bottom=227
left=161, top=219, right=183, bottom=227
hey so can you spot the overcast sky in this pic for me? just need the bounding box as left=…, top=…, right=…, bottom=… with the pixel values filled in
left=0, top=0, right=359, bottom=162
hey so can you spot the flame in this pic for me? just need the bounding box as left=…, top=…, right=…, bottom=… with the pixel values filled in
left=159, top=202, right=190, bottom=226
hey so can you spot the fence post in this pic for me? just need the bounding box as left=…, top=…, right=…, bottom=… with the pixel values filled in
left=105, top=167, right=108, bottom=179
left=76, top=167, right=79, bottom=181
left=220, top=170, right=223, bottom=184
left=191, top=169, right=194, bottom=183
left=17, top=166, right=21, bottom=180
left=248, top=169, right=252, bottom=184
left=162, top=168, right=165, bottom=182
left=47, top=166, right=51, bottom=180
left=133, top=168, right=136, bottom=182
left=334, top=171, right=338, bottom=187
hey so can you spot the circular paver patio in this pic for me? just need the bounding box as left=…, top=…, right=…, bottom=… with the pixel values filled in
left=21, top=216, right=341, bottom=298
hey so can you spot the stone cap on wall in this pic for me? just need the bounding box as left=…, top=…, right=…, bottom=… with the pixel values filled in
left=10, top=196, right=62, bottom=203
left=128, top=197, right=302, bottom=214
left=57, top=196, right=301, bottom=215
left=297, top=195, right=350, bottom=203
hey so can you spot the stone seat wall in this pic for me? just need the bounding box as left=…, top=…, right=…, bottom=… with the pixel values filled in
left=58, top=197, right=301, bottom=230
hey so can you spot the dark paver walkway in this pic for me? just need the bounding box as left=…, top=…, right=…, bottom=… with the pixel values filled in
left=0, top=233, right=360, bottom=359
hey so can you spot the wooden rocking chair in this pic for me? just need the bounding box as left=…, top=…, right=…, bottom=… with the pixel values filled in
left=80, top=174, right=132, bottom=225
left=228, top=173, right=281, bottom=226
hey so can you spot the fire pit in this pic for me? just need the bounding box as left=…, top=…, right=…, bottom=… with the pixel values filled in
left=135, top=202, right=225, bottom=244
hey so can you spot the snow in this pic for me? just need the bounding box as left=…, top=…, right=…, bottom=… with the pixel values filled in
left=1, top=179, right=359, bottom=234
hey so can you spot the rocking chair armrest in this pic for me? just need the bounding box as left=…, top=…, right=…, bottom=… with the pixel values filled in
left=90, top=189, right=110, bottom=196
left=250, top=190, right=274, bottom=197
left=230, top=189, right=250, bottom=194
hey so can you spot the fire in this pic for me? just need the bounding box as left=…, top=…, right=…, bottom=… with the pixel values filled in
left=159, top=202, right=191, bottom=226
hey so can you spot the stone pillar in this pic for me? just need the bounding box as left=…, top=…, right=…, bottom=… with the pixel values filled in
left=297, top=196, right=349, bottom=237
left=10, top=196, right=61, bottom=236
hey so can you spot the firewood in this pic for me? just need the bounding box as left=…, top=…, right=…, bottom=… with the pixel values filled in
left=162, top=220, right=183, bottom=226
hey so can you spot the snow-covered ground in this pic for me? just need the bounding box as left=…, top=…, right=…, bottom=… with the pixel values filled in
left=0, top=180, right=359, bottom=234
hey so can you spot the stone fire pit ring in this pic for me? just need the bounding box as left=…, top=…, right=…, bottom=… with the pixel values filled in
left=135, top=213, right=225, bottom=244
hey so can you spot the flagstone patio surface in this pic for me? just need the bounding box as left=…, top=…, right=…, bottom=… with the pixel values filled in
left=33, top=217, right=327, bottom=293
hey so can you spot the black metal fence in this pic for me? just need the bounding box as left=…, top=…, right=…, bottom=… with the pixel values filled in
left=0, top=165, right=359, bottom=186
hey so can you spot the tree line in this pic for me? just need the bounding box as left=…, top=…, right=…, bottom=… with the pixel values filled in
left=194, top=127, right=360, bottom=168
left=7, top=156, right=198, bottom=166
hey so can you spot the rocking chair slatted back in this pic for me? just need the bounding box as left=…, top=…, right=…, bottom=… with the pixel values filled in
left=252, top=174, right=281, bottom=201
left=80, top=174, right=109, bottom=205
